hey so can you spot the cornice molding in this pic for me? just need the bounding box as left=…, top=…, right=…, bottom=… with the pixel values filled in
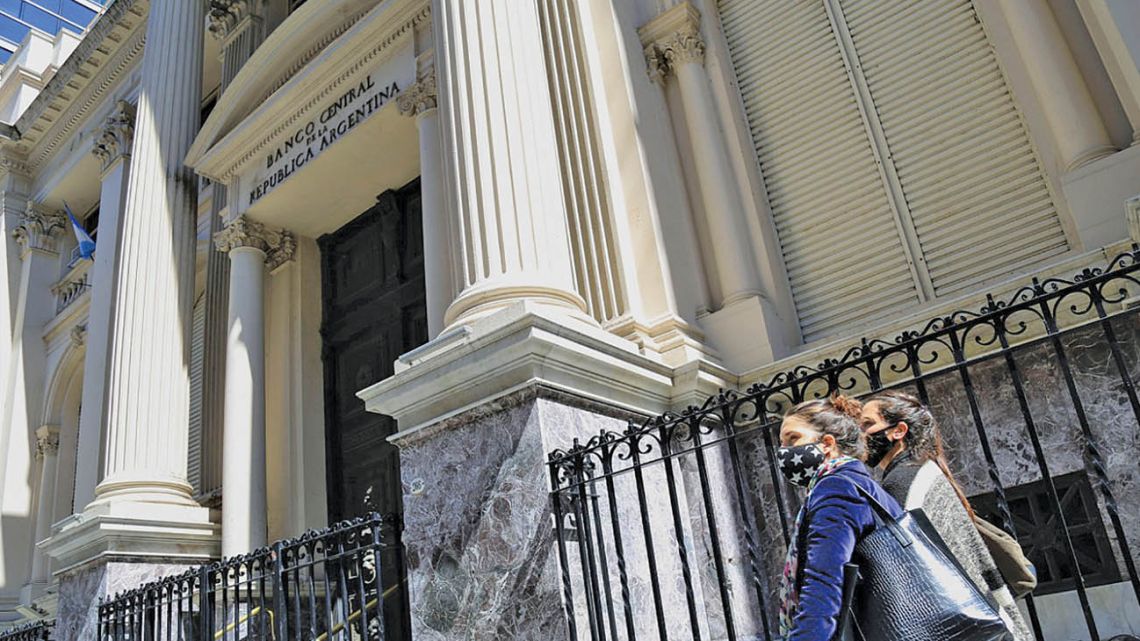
left=638, top=2, right=704, bottom=83
left=396, top=69, right=437, bottom=118
left=91, top=100, right=136, bottom=172
left=18, top=2, right=148, bottom=174
left=188, top=0, right=430, bottom=183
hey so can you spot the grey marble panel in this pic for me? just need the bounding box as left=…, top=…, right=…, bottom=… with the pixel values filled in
left=55, top=562, right=190, bottom=641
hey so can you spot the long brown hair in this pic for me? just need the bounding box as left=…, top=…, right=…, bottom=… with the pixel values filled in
left=869, top=390, right=975, bottom=519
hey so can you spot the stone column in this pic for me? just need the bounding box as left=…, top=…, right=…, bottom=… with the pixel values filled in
left=215, top=216, right=293, bottom=556
left=997, top=0, right=1116, bottom=170
left=398, top=68, right=452, bottom=338
left=1078, top=0, right=1140, bottom=145
left=93, top=0, right=206, bottom=505
left=640, top=3, right=761, bottom=307
left=73, top=101, right=134, bottom=509
left=196, top=0, right=266, bottom=500
left=433, top=0, right=589, bottom=327
left=29, top=425, right=60, bottom=585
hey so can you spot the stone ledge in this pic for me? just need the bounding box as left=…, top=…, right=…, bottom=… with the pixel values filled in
left=43, top=502, right=219, bottom=575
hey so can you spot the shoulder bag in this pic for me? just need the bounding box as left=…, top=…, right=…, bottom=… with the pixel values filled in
left=833, top=485, right=1013, bottom=641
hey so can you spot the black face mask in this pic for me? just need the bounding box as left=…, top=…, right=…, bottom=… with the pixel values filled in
left=864, top=428, right=896, bottom=468
left=777, top=443, right=827, bottom=487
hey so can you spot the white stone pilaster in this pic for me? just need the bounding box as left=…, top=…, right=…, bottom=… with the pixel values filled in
left=433, top=0, right=589, bottom=327
left=93, top=0, right=207, bottom=508
left=74, top=101, right=134, bottom=510
left=398, top=69, right=452, bottom=338
left=998, top=0, right=1116, bottom=171
left=215, top=216, right=293, bottom=556
left=29, top=425, right=59, bottom=585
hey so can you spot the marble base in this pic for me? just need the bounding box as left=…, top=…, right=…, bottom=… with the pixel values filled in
left=55, top=561, right=192, bottom=641
left=395, top=388, right=638, bottom=640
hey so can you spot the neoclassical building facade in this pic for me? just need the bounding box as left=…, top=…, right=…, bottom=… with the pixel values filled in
left=0, top=0, right=1138, bottom=639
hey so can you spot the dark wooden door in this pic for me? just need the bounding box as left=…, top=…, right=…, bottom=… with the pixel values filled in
left=319, top=179, right=427, bottom=523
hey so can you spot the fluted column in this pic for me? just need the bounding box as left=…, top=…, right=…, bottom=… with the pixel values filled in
left=195, top=0, right=265, bottom=500
left=93, top=0, right=205, bottom=505
left=433, top=0, right=589, bottom=327
left=398, top=68, right=452, bottom=338
left=29, top=425, right=59, bottom=584
left=997, top=0, right=1115, bottom=170
left=215, top=216, right=293, bottom=556
left=73, top=101, right=134, bottom=509
left=641, top=3, right=761, bottom=308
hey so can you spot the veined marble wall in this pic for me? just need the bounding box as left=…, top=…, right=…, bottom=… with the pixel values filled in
left=56, top=562, right=192, bottom=641
left=397, top=388, right=642, bottom=641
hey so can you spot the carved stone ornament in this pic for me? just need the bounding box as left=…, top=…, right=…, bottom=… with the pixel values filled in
left=0, top=149, right=30, bottom=177
left=638, top=2, right=705, bottom=83
left=214, top=215, right=295, bottom=268
left=207, top=0, right=250, bottom=40
left=71, top=323, right=88, bottom=348
left=91, top=100, right=136, bottom=171
left=35, top=426, right=60, bottom=460
left=13, top=202, right=66, bottom=255
left=396, top=70, right=438, bottom=118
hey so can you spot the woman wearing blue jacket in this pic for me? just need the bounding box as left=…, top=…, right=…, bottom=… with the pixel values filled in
left=777, top=395, right=904, bottom=641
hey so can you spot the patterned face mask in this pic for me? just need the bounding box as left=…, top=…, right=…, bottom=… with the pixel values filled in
left=776, top=442, right=827, bottom=487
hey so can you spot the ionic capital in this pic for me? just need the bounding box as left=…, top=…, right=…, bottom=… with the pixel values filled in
left=13, top=202, right=65, bottom=255
left=207, top=0, right=251, bottom=40
left=215, top=215, right=295, bottom=268
left=397, top=70, right=438, bottom=118
left=92, top=101, right=135, bottom=172
left=639, top=2, right=705, bottom=83
left=35, top=425, right=60, bottom=460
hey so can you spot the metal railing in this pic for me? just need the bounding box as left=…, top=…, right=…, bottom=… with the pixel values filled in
left=99, top=513, right=409, bottom=641
left=0, top=621, right=52, bottom=641
left=549, top=247, right=1140, bottom=641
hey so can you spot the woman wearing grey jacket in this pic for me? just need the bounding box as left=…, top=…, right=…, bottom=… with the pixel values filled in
left=860, top=390, right=1032, bottom=641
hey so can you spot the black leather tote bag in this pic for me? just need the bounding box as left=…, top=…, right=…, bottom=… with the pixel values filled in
left=833, top=485, right=1013, bottom=641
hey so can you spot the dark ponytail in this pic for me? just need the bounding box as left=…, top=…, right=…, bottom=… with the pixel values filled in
left=870, top=390, right=975, bottom=520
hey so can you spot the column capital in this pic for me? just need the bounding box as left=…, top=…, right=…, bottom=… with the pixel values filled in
left=35, top=425, right=60, bottom=460
left=13, top=202, right=66, bottom=255
left=207, top=0, right=251, bottom=41
left=92, top=100, right=135, bottom=173
left=397, top=70, right=438, bottom=118
left=214, top=215, right=294, bottom=268
left=639, top=2, right=704, bottom=83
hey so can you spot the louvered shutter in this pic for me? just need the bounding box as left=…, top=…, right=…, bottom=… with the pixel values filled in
left=187, top=295, right=206, bottom=495
left=840, top=0, right=1067, bottom=296
left=718, top=0, right=922, bottom=342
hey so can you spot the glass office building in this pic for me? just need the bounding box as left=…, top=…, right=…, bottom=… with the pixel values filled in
left=0, top=0, right=108, bottom=64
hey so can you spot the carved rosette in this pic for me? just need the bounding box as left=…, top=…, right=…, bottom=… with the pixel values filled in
left=396, top=71, right=438, bottom=118
left=34, top=426, right=60, bottom=461
left=639, top=2, right=705, bottom=83
left=92, top=100, right=136, bottom=172
left=13, top=202, right=66, bottom=255
left=215, top=215, right=295, bottom=269
left=207, top=0, right=249, bottom=40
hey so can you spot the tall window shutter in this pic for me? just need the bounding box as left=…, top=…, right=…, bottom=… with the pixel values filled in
left=840, top=0, right=1067, bottom=296
left=718, top=0, right=1068, bottom=342
left=718, top=0, right=921, bottom=342
left=187, top=295, right=206, bottom=495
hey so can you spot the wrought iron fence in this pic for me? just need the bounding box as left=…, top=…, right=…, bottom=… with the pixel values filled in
left=98, top=513, right=409, bottom=641
left=549, top=247, right=1140, bottom=641
left=0, top=621, right=53, bottom=641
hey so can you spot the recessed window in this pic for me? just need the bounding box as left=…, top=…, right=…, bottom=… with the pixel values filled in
left=971, top=472, right=1120, bottom=595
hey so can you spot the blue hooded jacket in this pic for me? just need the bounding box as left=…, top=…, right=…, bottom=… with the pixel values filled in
left=789, top=461, right=904, bottom=641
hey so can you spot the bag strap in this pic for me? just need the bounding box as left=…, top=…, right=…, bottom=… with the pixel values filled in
left=854, top=484, right=913, bottom=547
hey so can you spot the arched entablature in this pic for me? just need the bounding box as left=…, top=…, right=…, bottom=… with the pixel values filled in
left=187, top=0, right=430, bottom=238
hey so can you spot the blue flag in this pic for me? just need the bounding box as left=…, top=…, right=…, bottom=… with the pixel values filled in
left=64, top=201, right=95, bottom=260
